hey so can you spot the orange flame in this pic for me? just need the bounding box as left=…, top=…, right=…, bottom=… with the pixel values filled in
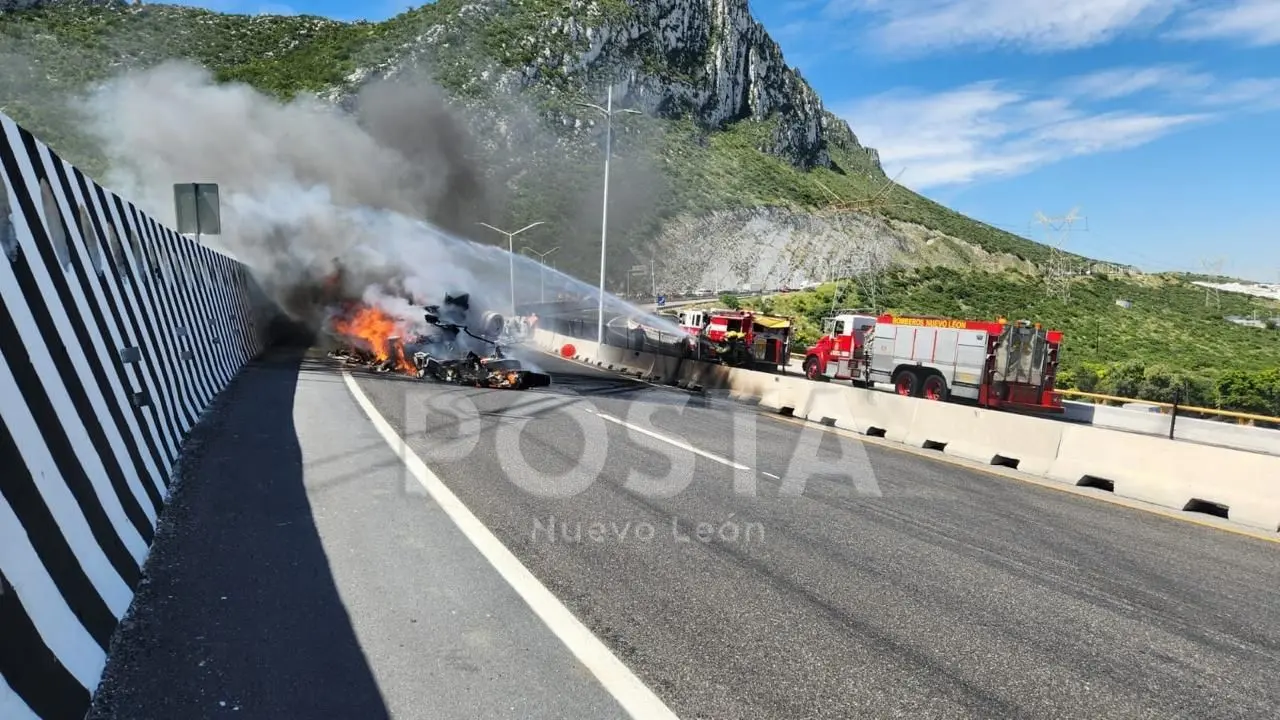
left=331, top=303, right=418, bottom=375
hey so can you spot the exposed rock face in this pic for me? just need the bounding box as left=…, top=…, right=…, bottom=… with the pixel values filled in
left=347, top=0, right=882, bottom=175
left=654, top=207, right=904, bottom=293
left=652, top=208, right=1036, bottom=294
left=566, top=0, right=880, bottom=171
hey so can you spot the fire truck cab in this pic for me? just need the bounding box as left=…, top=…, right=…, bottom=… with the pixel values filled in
left=677, top=308, right=707, bottom=336
left=802, top=312, right=878, bottom=385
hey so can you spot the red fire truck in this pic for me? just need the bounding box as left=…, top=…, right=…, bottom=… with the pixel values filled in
left=677, top=308, right=793, bottom=372
left=801, top=312, right=1064, bottom=413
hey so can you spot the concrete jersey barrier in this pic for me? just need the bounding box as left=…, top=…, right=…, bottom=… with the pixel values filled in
left=530, top=328, right=1280, bottom=533
left=0, top=111, right=276, bottom=719
left=1064, top=400, right=1280, bottom=456
left=790, top=352, right=1280, bottom=457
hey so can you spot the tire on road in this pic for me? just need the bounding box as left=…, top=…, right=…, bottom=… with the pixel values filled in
left=921, top=372, right=949, bottom=401
left=804, top=355, right=825, bottom=381
left=892, top=367, right=920, bottom=397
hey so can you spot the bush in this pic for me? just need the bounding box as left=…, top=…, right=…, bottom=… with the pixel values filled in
left=1216, top=368, right=1280, bottom=417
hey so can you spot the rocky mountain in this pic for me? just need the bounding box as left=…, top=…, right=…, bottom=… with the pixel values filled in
left=0, top=0, right=1076, bottom=293
left=343, top=0, right=881, bottom=173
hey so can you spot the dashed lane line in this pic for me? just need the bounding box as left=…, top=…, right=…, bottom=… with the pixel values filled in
left=585, top=407, right=751, bottom=471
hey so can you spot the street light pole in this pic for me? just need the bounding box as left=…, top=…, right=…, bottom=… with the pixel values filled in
left=521, top=245, right=560, bottom=303
left=578, top=85, right=641, bottom=345
left=478, top=220, right=545, bottom=316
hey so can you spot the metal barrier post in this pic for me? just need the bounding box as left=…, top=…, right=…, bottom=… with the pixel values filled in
left=1169, top=386, right=1181, bottom=440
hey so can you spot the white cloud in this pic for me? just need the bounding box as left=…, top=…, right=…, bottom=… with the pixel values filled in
left=1058, top=64, right=1212, bottom=100
left=1166, top=0, right=1280, bottom=46
left=1059, top=64, right=1280, bottom=111
left=1196, top=77, right=1280, bottom=109
left=837, top=79, right=1208, bottom=188
left=823, top=0, right=1183, bottom=54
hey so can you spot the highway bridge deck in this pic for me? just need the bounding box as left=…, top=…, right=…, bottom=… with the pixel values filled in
left=90, top=349, right=1280, bottom=719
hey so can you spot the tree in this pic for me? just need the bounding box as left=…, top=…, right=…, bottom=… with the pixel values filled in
left=1098, top=360, right=1146, bottom=400
left=1216, top=369, right=1280, bottom=417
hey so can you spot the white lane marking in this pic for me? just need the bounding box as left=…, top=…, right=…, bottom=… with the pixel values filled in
left=341, top=371, right=680, bottom=720
left=762, top=472, right=780, bottom=480
left=586, top=408, right=751, bottom=471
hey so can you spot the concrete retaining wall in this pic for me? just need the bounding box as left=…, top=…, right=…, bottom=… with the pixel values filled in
left=0, top=112, right=276, bottom=719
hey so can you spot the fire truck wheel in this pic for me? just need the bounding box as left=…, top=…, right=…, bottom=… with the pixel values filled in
left=893, top=368, right=920, bottom=397
left=804, top=356, right=823, bottom=381
left=921, top=373, right=948, bottom=401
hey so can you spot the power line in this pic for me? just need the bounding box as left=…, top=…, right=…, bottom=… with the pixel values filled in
left=814, top=172, right=903, bottom=315
left=1035, top=208, right=1087, bottom=303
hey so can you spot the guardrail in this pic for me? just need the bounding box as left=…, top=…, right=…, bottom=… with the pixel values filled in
left=1057, top=389, right=1280, bottom=430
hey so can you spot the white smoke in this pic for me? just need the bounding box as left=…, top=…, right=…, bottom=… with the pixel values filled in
left=67, top=60, right=511, bottom=331
left=67, top=58, right=691, bottom=344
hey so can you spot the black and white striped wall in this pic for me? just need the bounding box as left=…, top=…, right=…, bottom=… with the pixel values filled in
left=0, top=111, right=274, bottom=719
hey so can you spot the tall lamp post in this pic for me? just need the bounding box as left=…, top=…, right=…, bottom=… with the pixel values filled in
left=478, top=220, right=544, bottom=316
left=521, top=245, right=560, bottom=302
left=577, top=85, right=641, bottom=344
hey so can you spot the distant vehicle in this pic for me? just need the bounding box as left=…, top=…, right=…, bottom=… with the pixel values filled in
left=802, top=312, right=1064, bottom=413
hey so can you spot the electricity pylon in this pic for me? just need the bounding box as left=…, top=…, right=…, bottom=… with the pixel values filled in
left=1201, top=257, right=1225, bottom=308
left=1035, top=208, right=1086, bottom=303
left=805, top=169, right=911, bottom=314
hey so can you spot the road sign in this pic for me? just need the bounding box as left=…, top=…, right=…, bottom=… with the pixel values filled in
left=173, top=183, right=221, bottom=236
left=656, top=295, right=666, bottom=307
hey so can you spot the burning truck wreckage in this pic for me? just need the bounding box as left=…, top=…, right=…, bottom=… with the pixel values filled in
left=314, top=267, right=552, bottom=390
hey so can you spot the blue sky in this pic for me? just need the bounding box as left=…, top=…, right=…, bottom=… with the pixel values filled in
left=170, top=0, right=1280, bottom=281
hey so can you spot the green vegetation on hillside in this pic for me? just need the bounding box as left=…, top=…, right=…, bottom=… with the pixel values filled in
left=739, top=268, right=1280, bottom=417
left=0, top=0, right=1058, bottom=266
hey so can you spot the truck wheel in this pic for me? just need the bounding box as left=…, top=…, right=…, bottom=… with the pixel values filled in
left=921, top=374, right=948, bottom=401
left=804, top=356, right=822, bottom=380
left=893, top=369, right=919, bottom=397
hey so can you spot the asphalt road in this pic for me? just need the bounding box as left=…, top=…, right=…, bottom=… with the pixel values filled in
left=88, top=349, right=628, bottom=720
left=87, top=347, right=1279, bottom=719
left=350, top=349, right=1280, bottom=720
